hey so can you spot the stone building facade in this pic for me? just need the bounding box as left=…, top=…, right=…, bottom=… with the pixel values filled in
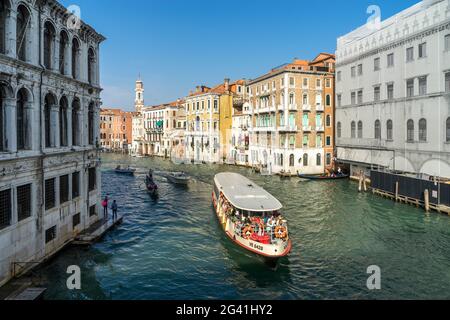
left=247, top=54, right=336, bottom=175
left=335, top=0, right=450, bottom=179
left=0, top=0, right=105, bottom=286
left=100, top=108, right=134, bottom=153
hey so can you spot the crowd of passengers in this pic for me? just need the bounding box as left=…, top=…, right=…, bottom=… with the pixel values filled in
left=218, top=193, right=288, bottom=243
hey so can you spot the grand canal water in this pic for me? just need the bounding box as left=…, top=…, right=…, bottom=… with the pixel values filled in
left=39, top=154, right=450, bottom=300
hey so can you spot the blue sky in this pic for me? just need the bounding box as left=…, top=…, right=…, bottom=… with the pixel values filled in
left=60, top=0, right=419, bottom=110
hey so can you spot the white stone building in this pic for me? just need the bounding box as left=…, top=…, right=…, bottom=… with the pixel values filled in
left=131, top=79, right=144, bottom=156
left=335, top=0, right=450, bottom=179
left=0, top=0, right=105, bottom=286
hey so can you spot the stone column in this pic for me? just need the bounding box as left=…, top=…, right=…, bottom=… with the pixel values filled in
left=3, top=98, right=16, bottom=152
left=50, top=104, right=60, bottom=148
left=76, top=109, right=83, bottom=146
left=65, top=41, right=72, bottom=77
left=53, top=36, right=60, bottom=73
left=67, top=105, right=73, bottom=147
left=24, top=101, right=33, bottom=150
left=5, top=8, right=17, bottom=58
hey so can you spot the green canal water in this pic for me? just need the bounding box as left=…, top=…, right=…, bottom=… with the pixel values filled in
left=38, top=154, right=450, bottom=300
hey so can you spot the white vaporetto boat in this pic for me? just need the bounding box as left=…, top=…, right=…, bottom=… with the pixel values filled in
left=212, top=173, right=292, bottom=263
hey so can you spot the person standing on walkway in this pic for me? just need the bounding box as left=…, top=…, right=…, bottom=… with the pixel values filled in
left=102, top=196, right=109, bottom=220
left=111, top=200, right=118, bottom=221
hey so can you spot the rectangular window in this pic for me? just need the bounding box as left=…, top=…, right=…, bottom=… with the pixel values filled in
left=351, top=92, right=356, bottom=105
left=303, top=135, right=309, bottom=147
left=406, top=79, right=414, bottom=97
left=326, top=136, right=331, bottom=146
left=316, top=79, right=321, bottom=88
left=0, top=189, right=11, bottom=230
left=60, top=175, right=69, bottom=204
left=88, top=168, right=96, bottom=192
left=73, top=213, right=81, bottom=229
left=289, top=77, right=295, bottom=86
left=446, top=72, right=450, bottom=93
left=445, top=34, right=450, bottom=51
left=45, top=226, right=57, bottom=243
left=419, top=76, right=427, bottom=96
left=316, top=135, right=322, bottom=148
left=357, top=64, right=363, bottom=76
left=326, top=78, right=331, bottom=88
left=374, top=86, right=381, bottom=102
left=357, top=90, right=363, bottom=104
left=387, top=53, right=394, bottom=67
left=17, top=184, right=32, bottom=222
left=418, top=42, right=427, bottom=58
left=374, top=57, right=380, bottom=71
left=351, top=66, right=356, bottom=77
left=89, top=205, right=97, bottom=217
left=45, top=178, right=56, bottom=210
left=406, top=47, right=414, bottom=62
left=387, top=84, right=394, bottom=100
left=337, top=94, right=342, bottom=107
left=337, top=71, right=341, bottom=82
left=303, top=78, right=308, bottom=88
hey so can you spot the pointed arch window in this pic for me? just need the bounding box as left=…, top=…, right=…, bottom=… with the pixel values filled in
left=447, top=117, right=450, bottom=142
left=387, top=120, right=393, bottom=141
left=351, top=121, right=356, bottom=138
left=72, top=38, right=80, bottom=79
left=43, top=21, right=56, bottom=69
left=88, top=48, right=96, bottom=85
left=0, top=0, right=10, bottom=54
left=72, top=98, right=80, bottom=146
left=88, top=103, right=95, bottom=145
left=17, top=5, right=30, bottom=61
left=17, top=88, right=29, bottom=150
left=44, top=94, right=55, bottom=148
left=59, top=31, right=69, bottom=74
left=374, top=120, right=381, bottom=139
left=419, top=118, right=427, bottom=142
left=407, top=119, right=414, bottom=142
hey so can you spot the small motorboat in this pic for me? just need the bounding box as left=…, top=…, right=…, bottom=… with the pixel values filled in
left=115, top=165, right=136, bottom=175
left=298, top=173, right=349, bottom=180
left=166, top=172, right=190, bottom=185
left=146, top=170, right=158, bottom=195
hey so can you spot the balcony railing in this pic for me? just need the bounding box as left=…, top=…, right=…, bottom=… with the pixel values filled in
left=316, top=126, right=325, bottom=132
left=302, top=104, right=311, bottom=112
left=302, top=125, right=312, bottom=132
left=316, top=104, right=324, bottom=112
left=278, top=125, right=298, bottom=132
left=336, top=138, right=387, bottom=149
left=288, top=104, right=298, bottom=111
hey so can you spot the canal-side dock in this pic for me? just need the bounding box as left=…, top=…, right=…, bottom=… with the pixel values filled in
left=73, top=215, right=124, bottom=246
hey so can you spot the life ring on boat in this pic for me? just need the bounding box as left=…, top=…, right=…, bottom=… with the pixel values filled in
left=275, top=226, right=287, bottom=239
left=242, top=226, right=254, bottom=239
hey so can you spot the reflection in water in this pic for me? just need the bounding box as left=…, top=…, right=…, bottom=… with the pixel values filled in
left=36, top=154, right=450, bottom=300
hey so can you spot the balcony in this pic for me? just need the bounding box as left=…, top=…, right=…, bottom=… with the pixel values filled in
left=257, top=105, right=276, bottom=113
left=316, top=126, right=325, bottom=132
left=288, top=104, right=298, bottom=111
left=252, top=126, right=276, bottom=132
left=302, top=125, right=312, bottom=132
left=336, top=138, right=387, bottom=149
left=316, top=104, right=324, bottom=112
left=302, top=104, right=311, bottom=112
left=278, top=125, right=298, bottom=132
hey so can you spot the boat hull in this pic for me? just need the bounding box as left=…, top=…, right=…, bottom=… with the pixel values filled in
left=298, top=174, right=349, bottom=180
left=212, top=192, right=291, bottom=262
left=115, top=170, right=135, bottom=176
left=166, top=175, right=189, bottom=185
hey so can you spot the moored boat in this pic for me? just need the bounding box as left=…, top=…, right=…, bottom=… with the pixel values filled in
left=166, top=172, right=190, bottom=185
left=212, top=173, right=292, bottom=264
left=115, top=165, right=136, bottom=175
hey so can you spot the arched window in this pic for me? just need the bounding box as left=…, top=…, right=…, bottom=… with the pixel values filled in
left=280, top=154, right=284, bottom=166
left=59, top=31, right=69, bottom=74
left=326, top=114, right=331, bottom=127
left=289, top=154, right=294, bottom=167
left=88, top=103, right=95, bottom=145
left=337, top=122, right=342, bottom=138
left=407, top=119, right=414, bottom=142
left=387, top=120, right=393, bottom=140
left=16, top=5, right=30, bottom=61
left=0, top=0, right=10, bottom=54
left=88, top=47, right=96, bottom=85
left=447, top=117, right=450, bottom=142
left=302, top=94, right=308, bottom=105
left=351, top=121, right=356, bottom=138
left=316, top=153, right=322, bottom=166
left=17, top=88, right=29, bottom=150
left=72, top=38, right=80, bottom=79
left=325, top=94, right=331, bottom=106
left=419, top=118, right=427, bottom=142
left=0, top=85, right=5, bottom=151
left=44, top=94, right=55, bottom=148
left=195, top=116, right=200, bottom=131
left=43, top=21, right=56, bottom=69
left=59, top=97, right=68, bottom=147
left=303, top=153, right=308, bottom=166
left=374, top=120, right=381, bottom=139
left=357, top=121, right=363, bottom=139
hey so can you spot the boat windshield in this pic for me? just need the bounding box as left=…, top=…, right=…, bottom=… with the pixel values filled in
left=218, top=193, right=289, bottom=245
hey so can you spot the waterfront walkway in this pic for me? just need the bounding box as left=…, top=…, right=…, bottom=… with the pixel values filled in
left=73, top=215, right=124, bottom=246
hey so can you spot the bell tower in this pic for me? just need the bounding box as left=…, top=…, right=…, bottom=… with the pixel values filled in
left=135, top=77, right=144, bottom=113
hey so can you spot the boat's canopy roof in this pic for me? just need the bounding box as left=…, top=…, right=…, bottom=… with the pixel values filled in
left=214, top=172, right=283, bottom=212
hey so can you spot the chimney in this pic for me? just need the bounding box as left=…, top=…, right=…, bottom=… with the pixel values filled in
left=224, top=78, right=230, bottom=92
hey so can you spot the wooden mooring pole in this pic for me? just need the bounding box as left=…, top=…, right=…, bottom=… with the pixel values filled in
left=424, top=189, right=430, bottom=213
left=395, top=182, right=399, bottom=202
